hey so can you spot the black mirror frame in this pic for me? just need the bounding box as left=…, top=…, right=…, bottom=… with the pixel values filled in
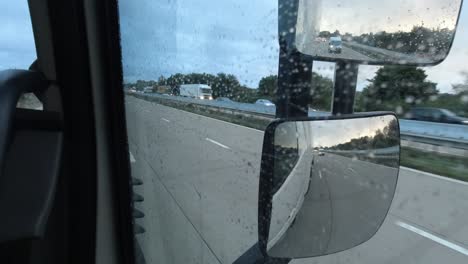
left=257, top=111, right=401, bottom=258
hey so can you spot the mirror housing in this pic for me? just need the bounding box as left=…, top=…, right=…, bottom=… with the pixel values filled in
left=283, top=0, right=463, bottom=65
left=258, top=113, right=400, bottom=259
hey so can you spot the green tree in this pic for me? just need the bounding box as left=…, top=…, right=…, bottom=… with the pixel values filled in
left=211, top=73, right=240, bottom=98
left=258, top=75, right=277, bottom=97
left=184, top=73, right=216, bottom=85
left=353, top=26, right=453, bottom=54
left=258, top=73, right=333, bottom=110
left=166, top=73, right=185, bottom=88
left=310, top=72, right=333, bottom=110
left=360, top=66, right=438, bottom=112
left=157, top=75, right=167, bottom=85
left=332, top=30, right=341, bottom=37
left=452, top=72, right=468, bottom=95
left=318, top=31, right=331, bottom=38
left=165, top=72, right=244, bottom=98
left=134, top=80, right=157, bottom=91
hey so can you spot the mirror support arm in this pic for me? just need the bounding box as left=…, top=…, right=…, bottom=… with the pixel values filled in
left=276, top=52, right=313, bottom=119
left=331, top=61, right=359, bottom=115
left=276, top=0, right=311, bottom=119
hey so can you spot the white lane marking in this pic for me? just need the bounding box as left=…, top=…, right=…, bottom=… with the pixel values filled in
left=129, top=151, right=136, bottom=163
left=161, top=118, right=171, bottom=123
left=205, top=138, right=230, bottom=150
left=395, top=221, right=468, bottom=256
left=400, top=167, right=468, bottom=186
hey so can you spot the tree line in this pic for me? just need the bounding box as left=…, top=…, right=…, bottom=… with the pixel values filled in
left=327, top=119, right=399, bottom=151
left=353, top=26, right=453, bottom=54
left=126, top=73, right=259, bottom=103
left=319, top=26, right=454, bottom=55
left=125, top=71, right=333, bottom=108
left=125, top=66, right=467, bottom=116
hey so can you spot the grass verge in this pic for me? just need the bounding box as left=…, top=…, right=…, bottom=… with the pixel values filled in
left=401, top=147, right=468, bottom=182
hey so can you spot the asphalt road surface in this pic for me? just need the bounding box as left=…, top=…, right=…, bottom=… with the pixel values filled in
left=298, top=41, right=373, bottom=61
left=343, top=41, right=439, bottom=64
left=269, top=154, right=399, bottom=257
left=126, top=96, right=468, bottom=264
left=297, top=40, right=434, bottom=64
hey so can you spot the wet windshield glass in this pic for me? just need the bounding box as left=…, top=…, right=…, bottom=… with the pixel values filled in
left=118, top=0, right=468, bottom=263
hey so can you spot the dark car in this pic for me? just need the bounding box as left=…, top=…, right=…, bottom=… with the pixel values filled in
left=405, top=107, right=468, bottom=125
left=328, top=37, right=342, bottom=53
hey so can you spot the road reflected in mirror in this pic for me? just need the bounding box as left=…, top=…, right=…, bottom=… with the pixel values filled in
left=294, top=0, right=462, bottom=64
left=267, top=115, right=400, bottom=258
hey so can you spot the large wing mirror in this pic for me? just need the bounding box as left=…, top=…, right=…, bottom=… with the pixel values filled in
left=288, top=0, right=463, bottom=65
left=258, top=113, right=400, bottom=259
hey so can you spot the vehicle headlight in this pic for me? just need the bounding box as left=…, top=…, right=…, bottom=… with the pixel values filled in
left=199, top=96, right=204, bottom=99
left=462, top=120, right=468, bottom=124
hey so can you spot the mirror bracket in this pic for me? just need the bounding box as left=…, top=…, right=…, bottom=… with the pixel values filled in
left=276, top=51, right=313, bottom=119
left=331, top=61, right=359, bottom=115
left=276, top=0, right=312, bottom=120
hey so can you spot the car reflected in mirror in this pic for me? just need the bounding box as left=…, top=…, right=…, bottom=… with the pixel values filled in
left=258, top=113, right=400, bottom=259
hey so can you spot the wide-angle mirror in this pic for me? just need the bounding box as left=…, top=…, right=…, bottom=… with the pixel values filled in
left=258, top=114, right=400, bottom=258
left=292, top=0, right=463, bottom=65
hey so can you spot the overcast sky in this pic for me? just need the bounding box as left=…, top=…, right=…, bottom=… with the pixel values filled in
left=275, top=115, right=392, bottom=148
left=2, top=0, right=468, bottom=93
left=311, top=115, right=394, bottom=148
left=0, top=1, right=35, bottom=70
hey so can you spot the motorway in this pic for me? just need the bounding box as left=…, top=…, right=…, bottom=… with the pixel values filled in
left=138, top=92, right=468, bottom=144
left=297, top=41, right=373, bottom=62
left=269, top=154, right=399, bottom=258
left=343, top=41, right=441, bottom=64
left=297, top=40, right=437, bottom=64
left=126, top=96, right=468, bottom=264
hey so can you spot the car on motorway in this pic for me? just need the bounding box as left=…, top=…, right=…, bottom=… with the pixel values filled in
left=328, top=36, right=342, bottom=53
left=142, top=86, right=153, bottom=93
left=255, top=99, right=275, bottom=107
left=405, top=107, right=468, bottom=125
left=314, top=37, right=327, bottom=42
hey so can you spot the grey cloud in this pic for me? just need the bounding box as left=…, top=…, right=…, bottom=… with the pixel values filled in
left=2, top=1, right=467, bottom=93
left=119, top=0, right=278, bottom=86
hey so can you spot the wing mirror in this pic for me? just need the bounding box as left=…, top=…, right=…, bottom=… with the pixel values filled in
left=284, top=0, right=463, bottom=65
left=258, top=113, right=400, bottom=259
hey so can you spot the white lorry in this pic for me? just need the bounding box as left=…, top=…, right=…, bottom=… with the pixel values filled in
left=179, top=84, right=213, bottom=100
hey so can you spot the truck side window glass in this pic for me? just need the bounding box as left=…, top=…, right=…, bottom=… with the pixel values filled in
left=118, top=0, right=468, bottom=263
